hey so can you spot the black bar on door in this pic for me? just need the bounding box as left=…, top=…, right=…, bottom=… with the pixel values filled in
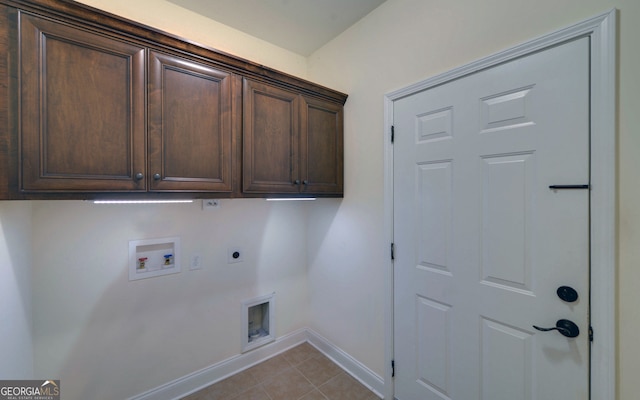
left=549, top=184, right=590, bottom=190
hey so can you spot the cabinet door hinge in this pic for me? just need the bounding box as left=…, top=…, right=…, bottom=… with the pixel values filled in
left=391, top=125, right=395, bottom=143
left=391, top=243, right=395, bottom=261
left=391, top=359, right=395, bottom=378
left=589, top=326, right=594, bottom=342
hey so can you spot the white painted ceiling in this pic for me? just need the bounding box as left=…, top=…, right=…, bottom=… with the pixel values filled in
left=168, top=0, right=387, bottom=56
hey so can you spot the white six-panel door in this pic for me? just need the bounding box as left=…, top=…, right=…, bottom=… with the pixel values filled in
left=393, top=37, right=590, bottom=399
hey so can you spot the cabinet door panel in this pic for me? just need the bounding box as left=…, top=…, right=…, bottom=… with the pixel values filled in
left=243, top=79, right=299, bottom=193
left=148, top=51, right=233, bottom=192
left=301, top=97, right=343, bottom=194
left=20, top=12, right=146, bottom=191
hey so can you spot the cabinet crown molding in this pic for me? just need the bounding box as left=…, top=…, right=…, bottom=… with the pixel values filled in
left=2, top=0, right=348, bottom=104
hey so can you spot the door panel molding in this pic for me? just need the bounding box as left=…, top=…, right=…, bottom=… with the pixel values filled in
left=383, top=9, right=616, bottom=400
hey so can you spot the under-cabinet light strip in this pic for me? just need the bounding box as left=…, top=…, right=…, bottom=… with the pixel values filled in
left=93, top=200, right=194, bottom=204
left=265, top=198, right=317, bottom=201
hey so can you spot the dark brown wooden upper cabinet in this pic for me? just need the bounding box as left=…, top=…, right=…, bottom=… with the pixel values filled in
left=301, top=96, right=344, bottom=195
left=148, top=51, right=234, bottom=192
left=1, top=0, right=346, bottom=199
left=243, top=79, right=344, bottom=196
left=243, top=79, right=301, bottom=194
left=20, top=12, right=146, bottom=192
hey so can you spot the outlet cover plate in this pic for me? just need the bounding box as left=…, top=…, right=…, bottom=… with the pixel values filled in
left=202, top=199, right=220, bottom=210
left=190, top=253, right=202, bottom=270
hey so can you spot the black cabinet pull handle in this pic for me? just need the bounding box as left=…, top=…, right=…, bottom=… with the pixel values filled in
left=294, top=180, right=300, bottom=185
left=303, top=180, right=308, bottom=185
left=153, top=173, right=161, bottom=181
left=135, top=172, right=144, bottom=181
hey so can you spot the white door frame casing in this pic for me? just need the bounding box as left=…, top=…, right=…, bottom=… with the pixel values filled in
left=383, top=10, right=616, bottom=400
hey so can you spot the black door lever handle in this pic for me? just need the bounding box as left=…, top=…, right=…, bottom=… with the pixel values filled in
left=533, top=319, right=580, bottom=338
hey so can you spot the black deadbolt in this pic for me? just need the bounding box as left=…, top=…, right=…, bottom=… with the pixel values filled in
left=232, top=251, right=240, bottom=259
left=557, top=286, right=579, bottom=303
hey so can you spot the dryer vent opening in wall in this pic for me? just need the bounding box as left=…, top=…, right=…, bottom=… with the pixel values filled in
left=242, top=293, right=275, bottom=352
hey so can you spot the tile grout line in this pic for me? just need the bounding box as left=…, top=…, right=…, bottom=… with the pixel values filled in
left=292, top=362, right=319, bottom=400
left=288, top=349, right=331, bottom=400
left=184, top=343, right=376, bottom=400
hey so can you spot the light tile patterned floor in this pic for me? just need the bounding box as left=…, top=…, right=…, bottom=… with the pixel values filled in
left=182, top=343, right=380, bottom=400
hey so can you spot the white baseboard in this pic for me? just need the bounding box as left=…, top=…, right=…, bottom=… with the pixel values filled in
left=128, top=328, right=307, bottom=400
left=128, top=328, right=384, bottom=400
left=306, top=328, right=384, bottom=398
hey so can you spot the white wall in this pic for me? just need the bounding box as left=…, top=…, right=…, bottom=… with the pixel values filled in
left=0, top=202, right=33, bottom=378
left=8, top=0, right=640, bottom=398
left=17, top=2, right=313, bottom=398
left=306, top=0, right=639, bottom=398
left=74, top=0, right=308, bottom=79
left=31, top=199, right=311, bottom=399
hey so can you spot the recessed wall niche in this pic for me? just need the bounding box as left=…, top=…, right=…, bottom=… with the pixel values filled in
left=242, top=293, right=275, bottom=352
left=128, top=237, right=181, bottom=281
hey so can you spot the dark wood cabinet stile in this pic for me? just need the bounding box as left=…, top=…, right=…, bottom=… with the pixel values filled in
left=0, top=0, right=347, bottom=199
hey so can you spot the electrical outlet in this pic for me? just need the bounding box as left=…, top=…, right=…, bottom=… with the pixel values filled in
left=202, top=199, right=220, bottom=210
left=228, top=247, right=244, bottom=264
left=190, top=253, right=202, bottom=270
